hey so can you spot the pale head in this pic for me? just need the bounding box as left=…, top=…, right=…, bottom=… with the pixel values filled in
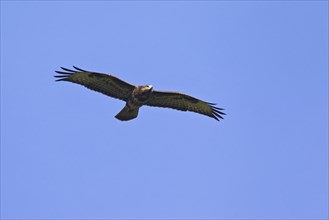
left=141, top=85, right=153, bottom=92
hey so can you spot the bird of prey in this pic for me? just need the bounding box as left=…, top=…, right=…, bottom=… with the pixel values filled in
left=54, top=66, right=225, bottom=121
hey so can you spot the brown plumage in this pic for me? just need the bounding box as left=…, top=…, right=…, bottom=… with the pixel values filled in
left=54, top=66, right=225, bottom=121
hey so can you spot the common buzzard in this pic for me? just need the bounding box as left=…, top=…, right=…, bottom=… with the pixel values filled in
left=54, top=66, right=225, bottom=121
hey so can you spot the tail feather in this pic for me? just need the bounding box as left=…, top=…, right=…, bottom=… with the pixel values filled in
left=115, top=106, right=139, bottom=121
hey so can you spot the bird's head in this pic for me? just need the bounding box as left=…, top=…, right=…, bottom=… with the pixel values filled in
left=141, top=85, right=153, bottom=93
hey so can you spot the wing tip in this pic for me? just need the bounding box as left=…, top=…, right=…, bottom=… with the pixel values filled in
left=54, top=65, right=86, bottom=81
left=207, top=102, right=225, bottom=122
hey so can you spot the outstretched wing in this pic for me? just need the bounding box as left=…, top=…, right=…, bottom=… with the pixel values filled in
left=145, top=91, right=225, bottom=121
left=54, top=66, right=136, bottom=101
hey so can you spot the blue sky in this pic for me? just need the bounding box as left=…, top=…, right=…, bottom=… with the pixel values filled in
left=1, top=1, right=328, bottom=219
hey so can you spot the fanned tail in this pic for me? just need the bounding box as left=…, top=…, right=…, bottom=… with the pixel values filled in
left=115, top=105, right=139, bottom=121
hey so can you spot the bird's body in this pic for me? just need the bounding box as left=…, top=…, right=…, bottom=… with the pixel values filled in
left=55, top=66, right=225, bottom=121
left=115, top=85, right=153, bottom=121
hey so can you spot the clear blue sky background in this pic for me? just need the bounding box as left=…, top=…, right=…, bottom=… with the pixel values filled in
left=1, top=1, right=328, bottom=219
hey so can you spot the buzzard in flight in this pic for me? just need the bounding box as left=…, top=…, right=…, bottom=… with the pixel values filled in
left=54, top=66, right=225, bottom=121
